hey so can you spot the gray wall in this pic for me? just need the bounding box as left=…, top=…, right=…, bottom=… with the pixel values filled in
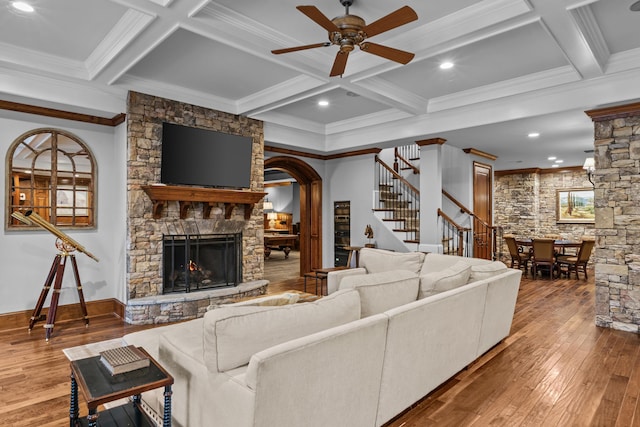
left=0, top=111, right=126, bottom=313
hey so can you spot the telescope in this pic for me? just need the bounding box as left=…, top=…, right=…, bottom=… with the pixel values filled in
left=11, top=210, right=99, bottom=262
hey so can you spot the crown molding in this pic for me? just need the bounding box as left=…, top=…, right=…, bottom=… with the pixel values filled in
left=326, top=109, right=412, bottom=135
left=0, top=42, right=87, bottom=80
left=116, top=73, right=237, bottom=114
left=238, top=75, right=327, bottom=115
left=428, top=66, right=579, bottom=113
left=0, top=100, right=125, bottom=126
left=569, top=5, right=609, bottom=72
left=86, top=9, right=155, bottom=80
left=585, top=101, right=640, bottom=121
left=463, top=148, right=497, bottom=161
left=495, top=165, right=584, bottom=176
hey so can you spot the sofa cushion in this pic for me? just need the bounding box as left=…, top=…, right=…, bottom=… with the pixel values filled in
left=203, top=288, right=361, bottom=372
left=207, top=292, right=300, bottom=310
left=359, top=248, right=425, bottom=275
left=469, top=261, right=508, bottom=282
left=339, top=270, right=419, bottom=317
left=419, top=261, right=471, bottom=298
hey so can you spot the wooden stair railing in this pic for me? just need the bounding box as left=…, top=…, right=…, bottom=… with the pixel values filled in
left=442, top=189, right=502, bottom=260
left=394, top=146, right=419, bottom=174
left=437, top=209, right=471, bottom=257
left=375, top=156, right=420, bottom=244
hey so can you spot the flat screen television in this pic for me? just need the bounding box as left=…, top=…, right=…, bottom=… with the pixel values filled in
left=161, top=122, right=253, bottom=189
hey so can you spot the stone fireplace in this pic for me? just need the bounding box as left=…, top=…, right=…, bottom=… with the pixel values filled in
left=124, top=92, right=267, bottom=324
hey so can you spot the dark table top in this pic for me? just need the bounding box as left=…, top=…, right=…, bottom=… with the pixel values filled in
left=70, top=347, right=173, bottom=408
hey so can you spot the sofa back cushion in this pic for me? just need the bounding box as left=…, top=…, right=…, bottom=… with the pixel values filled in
left=469, top=261, right=508, bottom=282
left=339, top=270, right=420, bottom=317
left=359, top=248, right=425, bottom=275
left=203, top=288, right=361, bottom=372
left=419, top=260, right=471, bottom=298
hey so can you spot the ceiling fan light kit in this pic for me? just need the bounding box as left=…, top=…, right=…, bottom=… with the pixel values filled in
left=272, top=0, right=418, bottom=77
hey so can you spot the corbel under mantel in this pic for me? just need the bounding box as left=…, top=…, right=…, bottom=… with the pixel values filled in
left=141, top=185, right=267, bottom=220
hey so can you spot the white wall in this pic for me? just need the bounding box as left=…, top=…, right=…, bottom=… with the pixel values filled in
left=0, top=111, right=126, bottom=314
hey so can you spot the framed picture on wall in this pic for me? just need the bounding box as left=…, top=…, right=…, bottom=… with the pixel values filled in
left=556, top=188, right=595, bottom=223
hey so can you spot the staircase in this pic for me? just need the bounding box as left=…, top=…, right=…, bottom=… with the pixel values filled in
left=374, top=155, right=420, bottom=251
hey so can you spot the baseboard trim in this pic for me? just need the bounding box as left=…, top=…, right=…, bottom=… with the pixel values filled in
left=0, top=298, right=125, bottom=332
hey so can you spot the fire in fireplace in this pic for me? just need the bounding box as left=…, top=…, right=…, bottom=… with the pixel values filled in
left=163, top=233, right=242, bottom=294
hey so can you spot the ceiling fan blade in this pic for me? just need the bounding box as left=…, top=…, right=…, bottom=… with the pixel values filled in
left=363, top=6, right=418, bottom=38
left=297, top=5, right=340, bottom=33
left=330, top=51, right=349, bottom=77
left=360, top=42, right=414, bottom=64
left=272, top=42, right=330, bottom=55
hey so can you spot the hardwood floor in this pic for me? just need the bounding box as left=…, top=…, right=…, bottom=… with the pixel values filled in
left=1, top=268, right=639, bottom=426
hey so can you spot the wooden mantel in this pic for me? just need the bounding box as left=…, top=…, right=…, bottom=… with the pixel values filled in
left=141, top=185, right=267, bottom=220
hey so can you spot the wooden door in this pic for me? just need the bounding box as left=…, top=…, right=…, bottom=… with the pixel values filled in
left=473, top=162, right=493, bottom=259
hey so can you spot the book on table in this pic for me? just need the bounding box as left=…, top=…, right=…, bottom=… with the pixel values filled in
left=99, top=345, right=150, bottom=375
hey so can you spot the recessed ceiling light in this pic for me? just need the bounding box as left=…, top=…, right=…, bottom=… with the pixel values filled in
left=552, top=164, right=559, bottom=168
left=12, top=1, right=34, bottom=12
left=528, top=132, right=540, bottom=138
left=555, top=159, right=564, bottom=163
left=439, top=62, right=454, bottom=70
left=548, top=156, right=556, bottom=160
left=318, top=100, right=329, bottom=107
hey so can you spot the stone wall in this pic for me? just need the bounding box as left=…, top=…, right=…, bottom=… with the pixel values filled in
left=495, top=169, right=595, bottom=262
left=587, top=103, right=640, bottom=333
left=126, top=92, right=265, bottom=319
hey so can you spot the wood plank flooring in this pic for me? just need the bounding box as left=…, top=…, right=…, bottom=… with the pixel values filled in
left=1, top=268, right=640, bottom=426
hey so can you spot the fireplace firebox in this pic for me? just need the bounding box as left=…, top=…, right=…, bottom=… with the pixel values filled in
left=163, top=233, right=242, bottom=294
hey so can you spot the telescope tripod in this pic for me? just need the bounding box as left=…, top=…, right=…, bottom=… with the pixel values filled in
left=29, top=251, right=89, bottom=341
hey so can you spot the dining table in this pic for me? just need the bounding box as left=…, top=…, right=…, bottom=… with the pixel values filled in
left=515, top=238, right=582, bottom=254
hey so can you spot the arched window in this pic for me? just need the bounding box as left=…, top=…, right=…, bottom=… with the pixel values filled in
left=6, top=128, right=96, bottom=229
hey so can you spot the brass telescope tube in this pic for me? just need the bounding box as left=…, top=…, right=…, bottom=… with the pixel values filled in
left=17, top=210, right=100, bottom=262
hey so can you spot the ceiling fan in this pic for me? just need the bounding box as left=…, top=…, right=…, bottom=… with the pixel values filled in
left=272, top=0, right=418, bottom=77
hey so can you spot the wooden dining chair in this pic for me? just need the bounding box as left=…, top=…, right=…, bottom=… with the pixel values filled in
left=556, top=238, right=595, bottom=279
left=505, top=235, right=530, bottom=274
left=531, top=238, right=557, bottom=279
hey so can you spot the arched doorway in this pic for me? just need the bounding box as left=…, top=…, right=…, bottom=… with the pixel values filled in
left=265, top=156, right=322, bottom=275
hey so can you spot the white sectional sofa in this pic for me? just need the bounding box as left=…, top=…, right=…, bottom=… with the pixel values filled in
left=124, top=248, right=522, bottom=427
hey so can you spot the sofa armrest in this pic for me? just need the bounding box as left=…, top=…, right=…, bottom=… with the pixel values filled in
left=326, top=267, right=366, bottom=294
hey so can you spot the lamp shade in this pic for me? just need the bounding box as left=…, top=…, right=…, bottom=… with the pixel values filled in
left=263, top=201, right=273, bottom=211
left=583, top=157, right=595, bottom=171
left=267, top=212, right=278, bottom=220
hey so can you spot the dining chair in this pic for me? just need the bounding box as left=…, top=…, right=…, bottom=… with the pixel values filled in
left=505, top=235, right=530, bottom=274
left=556, top=238, right=595, bottom=279
left=531, top=238, right=557, bottom=279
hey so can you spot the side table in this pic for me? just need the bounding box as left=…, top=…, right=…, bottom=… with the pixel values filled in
left=304, top=267, right=349, bottom=295
left=70, top=347, right=173, bottom=427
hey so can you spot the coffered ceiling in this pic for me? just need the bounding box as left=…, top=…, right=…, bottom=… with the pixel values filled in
left=1, top=0, right=639, bottom=170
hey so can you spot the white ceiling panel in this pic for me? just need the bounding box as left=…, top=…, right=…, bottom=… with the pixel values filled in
left=126, top=28, right=301, bottom=99
left=381, top=22, right=570, bottom=100
left=269, top=88, right=390, bottom=124
left=0, top=0, right=126, bottom=60
left=590, top=0, right=640, bottom=54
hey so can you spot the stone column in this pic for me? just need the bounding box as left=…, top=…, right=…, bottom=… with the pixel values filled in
left=586, top=102, right=640, bottom=333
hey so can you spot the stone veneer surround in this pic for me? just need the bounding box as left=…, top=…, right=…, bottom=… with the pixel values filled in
left=125, top=92, right=266, bottom=324
left=587, top=102, right=640, bottom=333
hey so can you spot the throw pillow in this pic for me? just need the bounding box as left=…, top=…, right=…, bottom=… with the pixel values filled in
left=339, top=270, right=419, bottom=317
left=419, top=261, right=471, bottom=298
left=359, top=248, right=425, bottom=275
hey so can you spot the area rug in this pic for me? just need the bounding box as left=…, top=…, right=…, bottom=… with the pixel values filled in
left=62, top=337, right=127, bottom=361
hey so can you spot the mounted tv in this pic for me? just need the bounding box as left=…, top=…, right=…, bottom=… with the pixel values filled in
left=161, top=122, right=253, bottom=189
